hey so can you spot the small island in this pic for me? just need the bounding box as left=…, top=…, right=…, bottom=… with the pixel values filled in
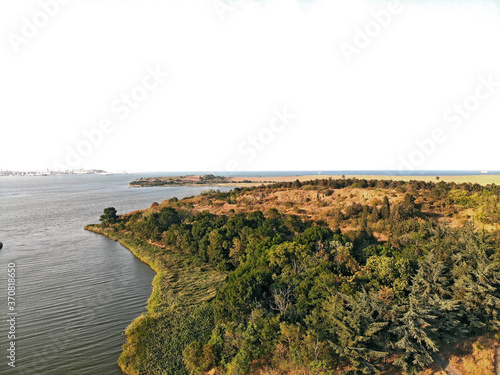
left=130, top=174, right=267, bottom=187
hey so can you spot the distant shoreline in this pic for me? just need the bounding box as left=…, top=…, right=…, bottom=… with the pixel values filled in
left=130, top=174, right=500, bottom=187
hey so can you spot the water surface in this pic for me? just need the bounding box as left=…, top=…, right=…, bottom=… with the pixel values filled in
left=0, top=174, right=227, bottom=374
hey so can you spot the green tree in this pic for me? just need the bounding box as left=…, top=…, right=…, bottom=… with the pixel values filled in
left=324, top=290, right=387, bottom=374
left=451, top=227, right=500, bottom=330
left=380, top=196, right=391, bottom=220
left=268, top=242, right=312, bottom=276
left=389, top=295, right=438, bottom=374
left=226, top=310, right=279, bottom=375
left=410, top=252, right=459, bottom=343
left=100, top=207, right=118, bottom=225
left=391, top=193, right=421, bottom=223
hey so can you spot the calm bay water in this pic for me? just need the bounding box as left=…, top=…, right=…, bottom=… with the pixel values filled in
left=0, top=174, right=230, bottom=375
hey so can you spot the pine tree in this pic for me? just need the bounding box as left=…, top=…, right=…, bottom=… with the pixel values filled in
left=411, top=252, right=460, bottom=343
left=381, top=196, right=391, bottom=220
left=325, top=290, right=388, bottom=374
left=451, top=225, right=500, bottom=331
left=389, top=295, right=438, bottom=374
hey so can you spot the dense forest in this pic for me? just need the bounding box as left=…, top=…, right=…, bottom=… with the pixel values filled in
left=90, top=178, right=500, bottom=375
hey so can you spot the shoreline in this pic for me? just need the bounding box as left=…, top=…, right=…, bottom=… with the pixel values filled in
left=84, top=225, right=162, bottom=375
left=130, top=174, right=500, bottom=188
left=84, top=224, right=225, bottom=374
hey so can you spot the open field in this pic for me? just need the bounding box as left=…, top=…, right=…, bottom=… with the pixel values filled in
left=300, top=174, right=500, bottom=185
left=236, top=174, right=500, bottom=186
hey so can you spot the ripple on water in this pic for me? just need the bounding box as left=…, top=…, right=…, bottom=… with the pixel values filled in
left=0, top=175, right=228, bottom=374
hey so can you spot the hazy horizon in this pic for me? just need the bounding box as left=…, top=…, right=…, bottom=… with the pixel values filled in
left=3, top=168, right=500, bottom=176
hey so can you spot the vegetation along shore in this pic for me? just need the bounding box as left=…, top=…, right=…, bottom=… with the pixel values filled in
left=88, top=176, right=500, bottom=375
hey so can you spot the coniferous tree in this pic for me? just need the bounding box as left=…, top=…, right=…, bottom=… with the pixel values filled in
left=410, top=252, right=460, bottom=343
left=325, top=291, right=387, bottom=374
left=381, top=196, right=391, bottom=220
left=452, top=226, right=500, bottom=331
left=389, top=295, right=438, bottom=374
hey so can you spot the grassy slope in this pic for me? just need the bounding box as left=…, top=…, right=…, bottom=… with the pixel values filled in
left=136, top=183, right=498, bottom=240
left=84, top=225, right=226, bottom=375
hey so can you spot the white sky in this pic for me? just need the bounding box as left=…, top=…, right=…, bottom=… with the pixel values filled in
left=1, top=0, right=500, bottom=172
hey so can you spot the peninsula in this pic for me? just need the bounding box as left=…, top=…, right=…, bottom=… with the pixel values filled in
left=88, top=176, right=500, bottom=375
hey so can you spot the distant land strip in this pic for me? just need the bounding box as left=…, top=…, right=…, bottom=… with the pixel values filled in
left=130, top=173, right=500, bottom=187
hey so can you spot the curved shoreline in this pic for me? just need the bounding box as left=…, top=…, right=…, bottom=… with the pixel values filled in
left=84, top=225, right=162, bottom=374
left=84, top=224, right=226, bottom=374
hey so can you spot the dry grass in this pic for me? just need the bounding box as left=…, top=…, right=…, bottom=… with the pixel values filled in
left=445, top=334, right=497, bottom=375
left=161, top=186, right=399, bottom=220
left=241, top=334, right=500, bottom=375
left=130, top=180, right=499, bottom=239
